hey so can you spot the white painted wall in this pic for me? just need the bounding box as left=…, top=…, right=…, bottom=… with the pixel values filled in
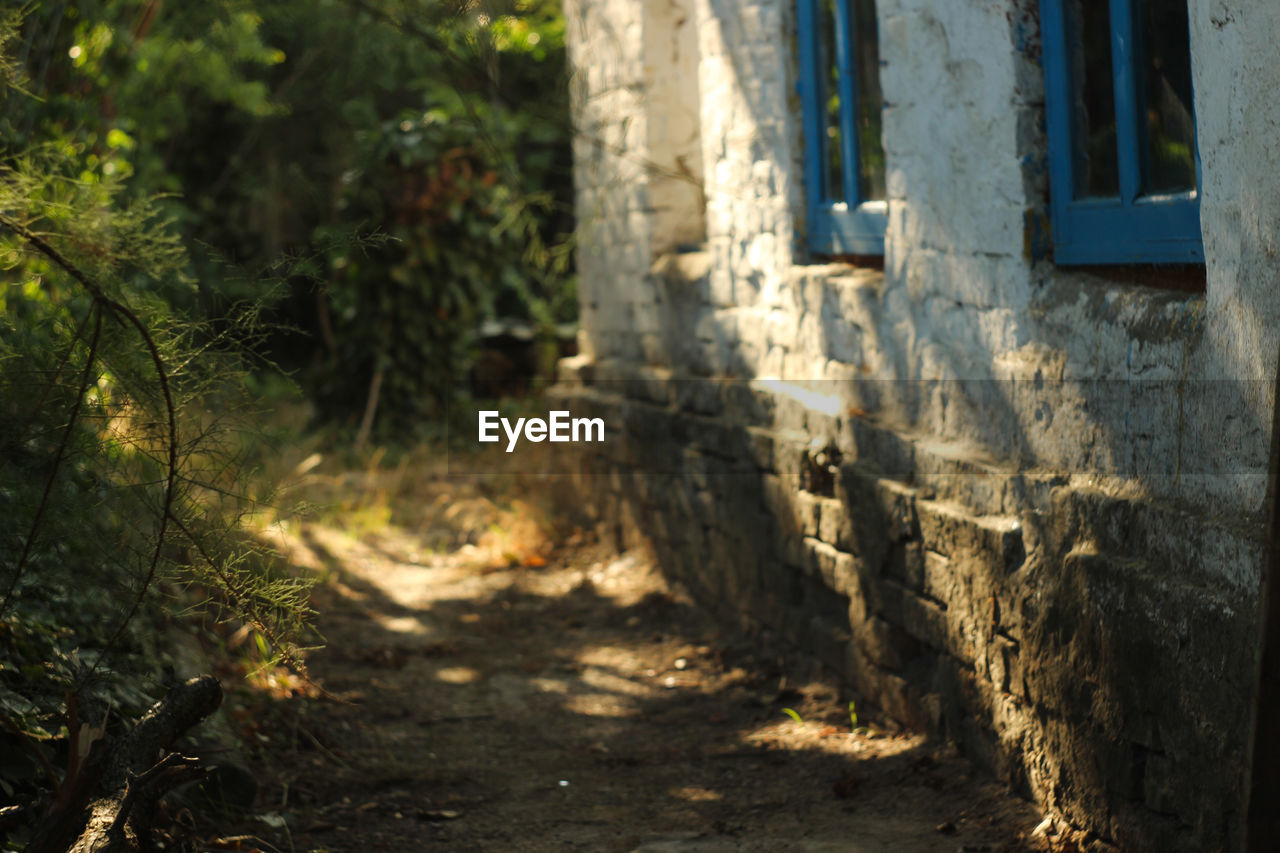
left=565, top=3, right=1279, bottom=845
left=569, top=0, right=1280, bottom=523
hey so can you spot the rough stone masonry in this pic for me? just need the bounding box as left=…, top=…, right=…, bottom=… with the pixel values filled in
left=557, top=0, right=1280, bottom=850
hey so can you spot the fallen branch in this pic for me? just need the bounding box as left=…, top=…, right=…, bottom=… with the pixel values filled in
left=101, top=676, right=222, bottom=793
left=26, top=676, right=223, bottom=853
left=69, top=753, right=206, bottom=853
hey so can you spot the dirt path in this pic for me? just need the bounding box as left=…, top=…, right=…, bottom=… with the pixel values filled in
left=222, top=461, right=1049, bottom=852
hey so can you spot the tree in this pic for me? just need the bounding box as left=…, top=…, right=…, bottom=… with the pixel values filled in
left=1, top=8, right=313, bottom=847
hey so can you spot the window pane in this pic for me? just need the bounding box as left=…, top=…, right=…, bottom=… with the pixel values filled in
left=1070, top=0, right=1121, bottom=195
left=852, top=0, right=885, bottom=201
left=1139, top=0, right=1196, bottom=193
left=821, top=0, right=845, bottom=203
left=1069, top=0, right=1120, bottom=198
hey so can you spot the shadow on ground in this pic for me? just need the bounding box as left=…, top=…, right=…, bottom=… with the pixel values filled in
left=217, top=494, right=1046, bottom=853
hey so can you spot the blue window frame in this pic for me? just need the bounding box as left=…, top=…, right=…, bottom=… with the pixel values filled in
left=796, top=0, right=886, bottom=256
left=1039, top=0, right=1203, bottom=264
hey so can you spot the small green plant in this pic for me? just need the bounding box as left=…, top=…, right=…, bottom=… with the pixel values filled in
left=782, top=707, right=804, bottom=725
left=849, top=700, right=870, bottom=736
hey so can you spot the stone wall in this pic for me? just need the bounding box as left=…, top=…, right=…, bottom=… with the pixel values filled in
left=561, top=0, right=1280, bottom=849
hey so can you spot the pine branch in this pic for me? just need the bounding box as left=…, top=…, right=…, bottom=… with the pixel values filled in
left=0, top=213, right=180, bottom=679
left=0, top=303, right=102, bottom=615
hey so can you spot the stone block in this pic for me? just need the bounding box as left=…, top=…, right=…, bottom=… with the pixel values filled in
left=853, top=616, right=920, bottom=671
left=917, top=498, right=1025, bottom=573
left=816, top=495, right=853, bottom=550
left=794, top=492, right=822, bottom=538
left=798, top=536, right=861, bottom=599
left=674, top=378, right=723, bottom=416
left=990, top=633, right=1023, bottom=698
left=921, top=549, right=954, bottom=604
left=898, top=589, right=949, bottom=653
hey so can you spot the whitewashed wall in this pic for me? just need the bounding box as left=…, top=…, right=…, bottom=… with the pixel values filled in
left=564, top=1, right=1279, bottom=848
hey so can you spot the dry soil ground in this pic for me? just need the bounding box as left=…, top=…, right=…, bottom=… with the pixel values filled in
left=211, top=453, right=1055, bottom=853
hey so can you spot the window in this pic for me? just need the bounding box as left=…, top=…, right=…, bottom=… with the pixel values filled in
left=797, top=0, right=886, bottom=256
left=1040, top=0, right=1202, bottom=264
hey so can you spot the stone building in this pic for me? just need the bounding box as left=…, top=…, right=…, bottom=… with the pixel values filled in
left=556, top=0, right=1280, bottom=849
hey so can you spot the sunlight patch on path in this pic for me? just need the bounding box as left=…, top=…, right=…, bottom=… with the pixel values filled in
left=577, top=664, right=659, bottom=698
left=375, top=614, right=431, bottom=635
left=743, top=717, right=925, bottom=759
left=435, top=665, right=483, bottom=684
left=563, top=692, right=640, bottom=718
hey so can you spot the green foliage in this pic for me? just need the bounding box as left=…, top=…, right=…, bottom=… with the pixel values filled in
left=849, top=700, right=868, bottom=735
left=4, top=0, right=575, bottom=440
left=252, top=0, right=575, bottom=434
left=2, top=1, right=284, bottom=193
left=0, top=151, right=314, bottom=669
left=0, top=1, right=573, bottom=831
left=0, top=11, right=320, bottom=831
left=782, top=707, right=804, bottom=725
